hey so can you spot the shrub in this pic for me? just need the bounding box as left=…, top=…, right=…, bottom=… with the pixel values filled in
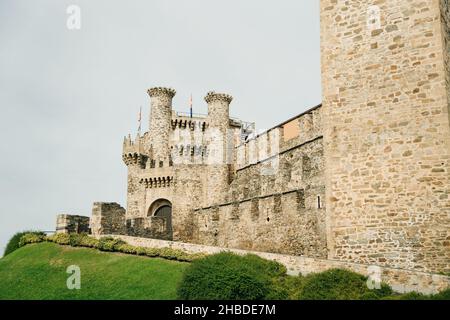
left=97, top=237, right=126, bottom=252
left=160, top=248, right=186, bottom=261
left=432, top=288, right=450, bottom=300
left=385, top=288, right=450, bottom=300
left=389, top=292, right=429, bottom=300
left=47, top=233, right=71, bottom=245
left=79, top=235, right=99, bottom=248
left=268, top=275, right=305, bottom=300
left=4, top=231, right=45, bottom=256
left=69, top=233, right=85, bottom=247
left=15, top=231, right=205, bottom=263
left=18, top=232, right=46, bottom=248
left=143, top=247, right=205, bottom=262
left=181, top=252, right=207, bottom=262
left=145, top=247, right=160, bottom=257
left=116, top=244, right=138, bottom=254
left=297, top=268, right=392, bottom=300
left=135, top=246, right=147, bottom=256
left=177, top=252, right=287, bottom=300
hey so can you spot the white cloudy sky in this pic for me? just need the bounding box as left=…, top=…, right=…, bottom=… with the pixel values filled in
left=0, top=0, right=321, bottom=254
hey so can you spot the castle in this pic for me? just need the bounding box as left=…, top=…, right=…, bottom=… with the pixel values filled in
left=56, top=0, right=450, bottom=276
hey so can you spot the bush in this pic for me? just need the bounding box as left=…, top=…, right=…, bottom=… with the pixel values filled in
left=384, top=288, right=450, bottom=300
left=47, top=233, right=71, bottom=245
left=145, top=247, right=160, bottom=257
left=135, top=246, right=147, bottom=256
left=177, top=252, right=287, bottom=300
left=69, top=233, right=85, bottom=247
left=79, top=235, right=99, bottom=248
left=15, top=231, right=205, bottom=263
left=116, top=244, right=138, bottom=254
left=269, top=275, right=305, bottom=300
left=18, top=232, right=46, bottom=247
left=97, top=237, right=126, bottom=252
left=4, top=231, right=45, bottom=256
left=297, top=268, right=392, bottom=300
left=432, top=288, right=450, bottom=300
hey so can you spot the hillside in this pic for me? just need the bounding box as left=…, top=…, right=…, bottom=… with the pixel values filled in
left=0, top=242, right=188, bottom=300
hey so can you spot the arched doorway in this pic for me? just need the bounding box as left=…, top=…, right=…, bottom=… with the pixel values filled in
left=148, top=199, right=172, bottom=239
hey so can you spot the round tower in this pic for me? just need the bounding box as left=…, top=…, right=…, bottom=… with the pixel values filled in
left=147, top=87, right=176, bottom=164
left=205, top=91, right=232, bottom=132
left=204, top=91, right=233, bottom=206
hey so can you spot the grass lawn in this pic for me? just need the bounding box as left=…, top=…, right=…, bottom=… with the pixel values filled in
left=0, top=242, right=188, bottom=300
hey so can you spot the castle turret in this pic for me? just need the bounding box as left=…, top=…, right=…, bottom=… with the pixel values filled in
left=206, top=91, right=232, bottom=131
left=204, top=91, right=233, bottom=205
left=147, top=87, right=176, bottom=164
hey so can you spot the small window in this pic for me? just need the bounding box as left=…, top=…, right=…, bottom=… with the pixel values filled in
left=317, top=196, right=321, bottom=209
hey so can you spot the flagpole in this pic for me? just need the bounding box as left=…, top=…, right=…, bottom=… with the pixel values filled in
left=138, top=106, right=142, bottom=136
left=189, top=94, right=193, bottom=118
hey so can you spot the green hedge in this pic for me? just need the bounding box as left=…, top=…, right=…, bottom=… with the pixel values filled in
left=297, top=268, right=393, bottom=300
left=18, top=232, right=206, bottom=263
left=177, top=252, right=288, bottom=300
left=383, top=288, right=450, bottom=300
left=4, top=231, right=46, bottom=256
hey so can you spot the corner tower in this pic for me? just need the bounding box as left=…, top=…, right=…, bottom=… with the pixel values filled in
left=321, top=0, right=450, bottom=273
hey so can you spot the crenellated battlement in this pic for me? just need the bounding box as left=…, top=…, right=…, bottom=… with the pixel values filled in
left=147, top=87, right=176, bottom=98
left=139, top=176, right=174, bottom=189
left=204, top=91, right=233, bottom=104
left=236, top=104, right=322, bottom=171
left=122, top=134, right=148, bottom=167
left=123, top=134, right=145, bottom=154
left=122, top=153, right=148, bottom=167
left=171, top=118, right=208, bottom=131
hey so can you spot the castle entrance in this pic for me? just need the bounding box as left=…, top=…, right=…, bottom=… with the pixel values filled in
left=148, top=199, right=172, bottom=238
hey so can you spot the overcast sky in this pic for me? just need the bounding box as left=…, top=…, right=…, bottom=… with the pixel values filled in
left=0, top=0, right=321, bottom=254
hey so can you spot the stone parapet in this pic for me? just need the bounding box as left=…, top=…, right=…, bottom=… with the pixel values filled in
left=126, top=217, right=172, bottom=240
left=56, top=214, right=90, bottom=234
left=147, top=87, right=176, bottom=98
left=90, top=202, right=126, bottom=236
left=204, top=91, right=233, bottom=104
left=122, top=134, right=148, bottom=167
left=235, top=105, right=322, bottom=171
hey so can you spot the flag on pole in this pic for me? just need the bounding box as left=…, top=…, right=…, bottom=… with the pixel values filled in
left=138, top=106, right=142, bottom=134
left=189, top=94, right=193, bottom=118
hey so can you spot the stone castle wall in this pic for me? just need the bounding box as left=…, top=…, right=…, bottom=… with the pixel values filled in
left=442, top=0, right=450, bottom=123
left=320, top=0, right=450, bottom=273
left=90, top=202, right=126, bottom=236
left=190, top=107, right=327, bottom=257
left=56, top=214, right=90, bottom=234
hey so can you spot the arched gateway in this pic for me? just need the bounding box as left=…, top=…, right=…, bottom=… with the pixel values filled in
left=148, top=199, right=172, bottom=238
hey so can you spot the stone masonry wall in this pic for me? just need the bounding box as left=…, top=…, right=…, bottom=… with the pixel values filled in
left=125, top=216, right=172, bottom=240
left=321, top=0, right=450, bottom=273
left=90, top=202, right=126, bottom=236
left=105, top=234, right=450, bottom=295
left=441, top=0, right=450, bottom=123
left=191, top=107, right=327, bottom=257
left=56, top=214, right=90, bottom=234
